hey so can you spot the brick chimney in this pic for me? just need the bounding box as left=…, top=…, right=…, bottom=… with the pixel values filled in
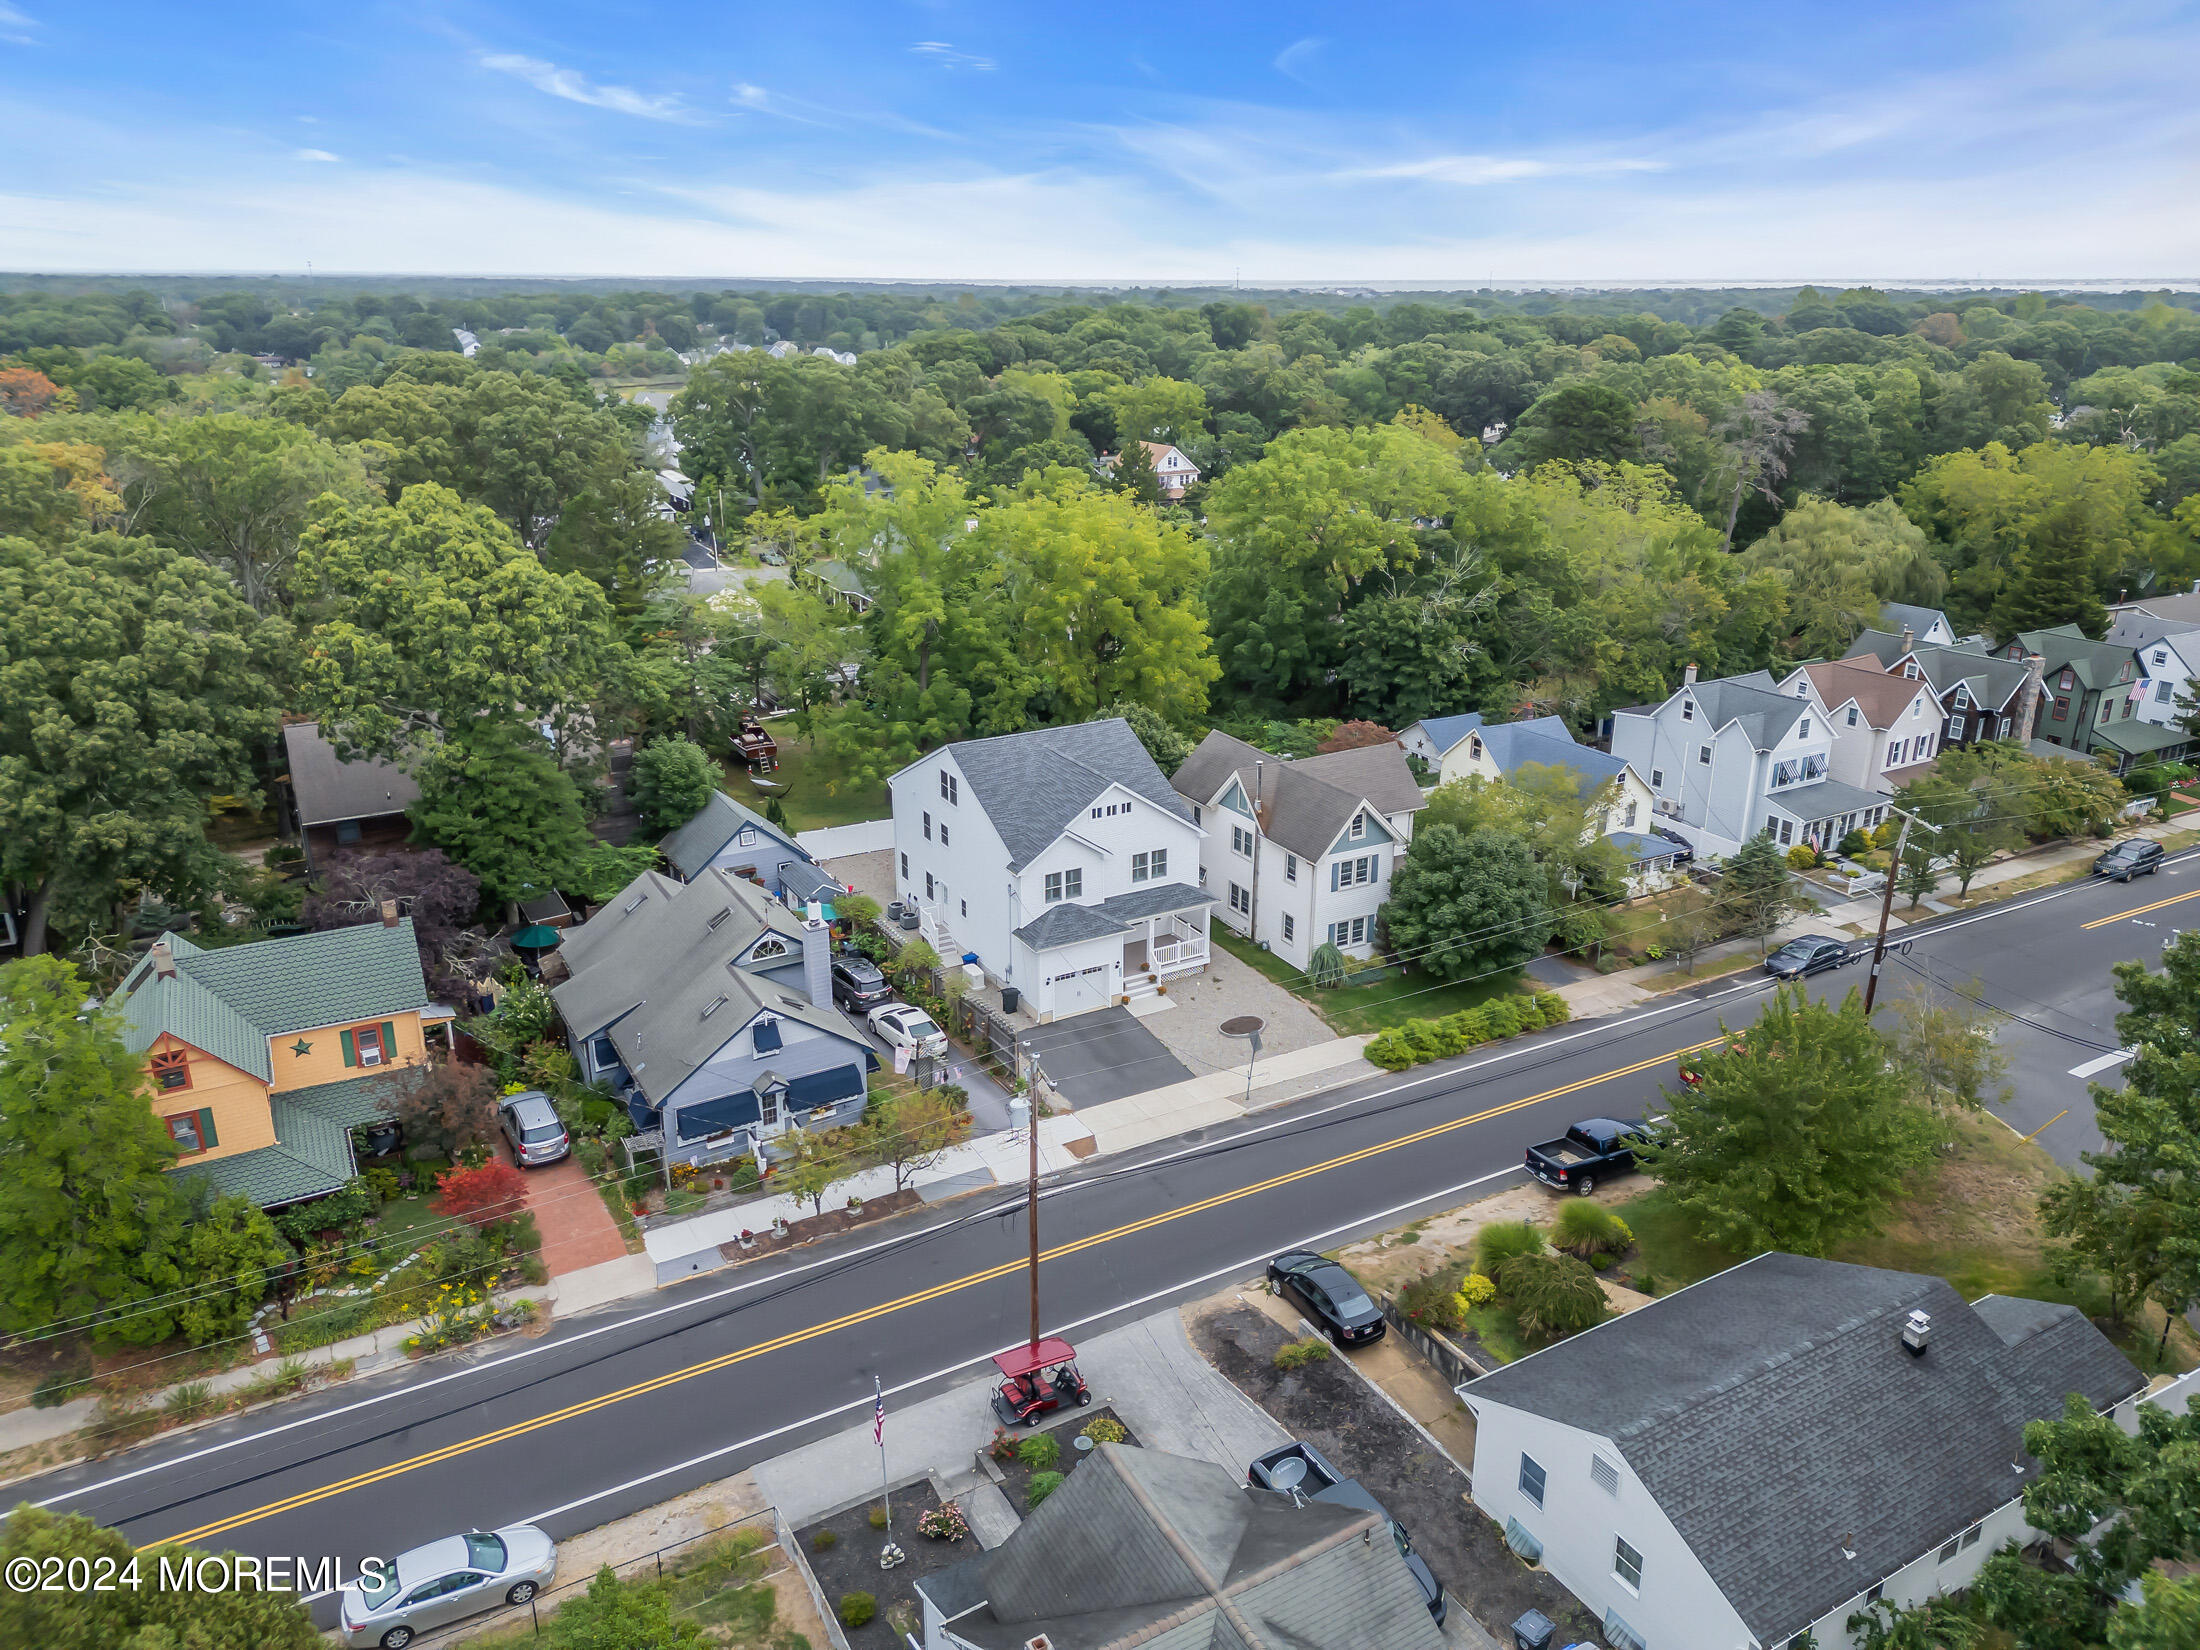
left=150, top=937, right=176, bottom=979
left=2014, top=653, right=2047, bottom=745
left=380, top=898, right=400, bottom=928
left=1683, top=662, right=1699, bottom=688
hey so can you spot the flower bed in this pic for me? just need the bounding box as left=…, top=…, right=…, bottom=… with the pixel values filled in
left=984, top=1406, right=1141, bottom=1513
left=711, top=1188, right=923, bottom=1262
left=794, top=1482, right=967, bottom=1649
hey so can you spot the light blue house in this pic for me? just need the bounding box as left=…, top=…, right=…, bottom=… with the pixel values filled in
left=660, top=792, right=821, bottom=904
left=548, top=867, right=876, bottom=1169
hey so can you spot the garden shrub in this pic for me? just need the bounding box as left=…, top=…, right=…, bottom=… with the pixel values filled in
left=1272, top=1336, right=1331, bottom=1369
left=1838, top=829, right=1871, bottom=858
left=867, top=1505, right=887, bottom=1529
left=809, top=1530, right=835, bottom=1551
left=1017, top=1433, right=1060, bottom=1471
left=1497, top=1254, right=1611, bottom=1339
left=916, top=1503, right=969, bottom=1542
left=1081, top=1416, right=1127, bottom=1445
left=987, top=1427, right=1020, bottom=1463
left=1458, top=1272, right=1497, bottom=1309
left=1025, top=1471, right=1066, bottom=1509
left=1552, top=1200, right=1633, bottom=1260
left=838, top=1592, right=876, bottom=1628
left=1397, top=1271, right=1463, bottom=1332
left=1366, top=1029, right=1414, bottom=1071
left=1786, top=845, right=1818, bottom=870
left=1360, top=995, right=1570, bottom=1072
left=30, top=1369, right=91, bottom=1409
left=1472, top=1219, right=1545, bottom=1276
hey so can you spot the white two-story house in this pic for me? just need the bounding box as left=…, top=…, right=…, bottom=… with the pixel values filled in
left=888, top=718, right=1211, bottom=1022
left=1609, top=667, right=1894, bottom=860
left=1775, top=659, right=1945, bottom=794
left=1462, top=1254, right=2143, bottom=1650
left=2103, top=611, right=2200, bottom=768
left=1170, top=733, right=1425, bottom=971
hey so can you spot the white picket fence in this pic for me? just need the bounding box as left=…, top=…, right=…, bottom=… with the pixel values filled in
left=794, top=817, right=894, bottom=859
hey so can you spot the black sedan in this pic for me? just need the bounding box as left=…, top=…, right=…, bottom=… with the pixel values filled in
left=1266, top=1251, right=1384, bottom=1347
left=1764, top=935, right=1852, bottom=980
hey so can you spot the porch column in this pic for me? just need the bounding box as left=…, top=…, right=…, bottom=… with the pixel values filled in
left=1146, top=912, right=1158, bottom=968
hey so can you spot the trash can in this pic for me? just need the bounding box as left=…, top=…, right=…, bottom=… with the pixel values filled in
left=1000, top=985, right=1020, bottom=1014
left=1511, top=1610, right=1557, bottom=1650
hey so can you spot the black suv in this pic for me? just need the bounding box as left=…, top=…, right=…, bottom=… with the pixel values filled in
left=830, top=955, right=892, bottom=1011
left=2094, top=839, right=2164, bottom=882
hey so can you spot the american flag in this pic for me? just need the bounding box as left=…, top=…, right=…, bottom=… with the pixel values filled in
left=873, top=1380, right=886, bottom=1446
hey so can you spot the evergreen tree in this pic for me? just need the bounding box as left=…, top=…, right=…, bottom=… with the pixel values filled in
left=1380, top=824, right=1552, bottom=982
left=1113, top=437, right=1163, bottom=505
left=1991, top=529, right=2108, bottom=639
left=0, top=958, right=187, bottom=1345
left=1719, top=832, right=1807, bottom=952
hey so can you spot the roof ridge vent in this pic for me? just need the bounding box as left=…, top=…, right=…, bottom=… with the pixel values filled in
left=700, top=994, right=728, bottom=1020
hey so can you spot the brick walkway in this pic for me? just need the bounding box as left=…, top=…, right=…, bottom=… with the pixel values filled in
left=520, top=1153, right=632, bottom=1276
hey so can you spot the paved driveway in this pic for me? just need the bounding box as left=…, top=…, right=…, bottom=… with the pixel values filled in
left=1136, top=942, right=1336, bottom=1078
left=1020, top=1006, right=1193, bottom=1107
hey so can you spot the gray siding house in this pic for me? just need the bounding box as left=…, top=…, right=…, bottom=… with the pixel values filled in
left=659, top=791, right=820, bottom=902
left=548, top=867, right=875, bottom=1168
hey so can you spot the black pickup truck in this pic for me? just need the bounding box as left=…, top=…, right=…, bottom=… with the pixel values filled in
left=1525, top=1116, right=1654, bottom=1196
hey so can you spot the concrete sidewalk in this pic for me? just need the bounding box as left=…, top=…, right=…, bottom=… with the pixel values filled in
left=1072, top=1035, right=1375, bottom=1155
left=748, top=1308, right=1289, bottom=1530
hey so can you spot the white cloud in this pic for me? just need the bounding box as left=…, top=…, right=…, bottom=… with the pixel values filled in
left=293, top=148, right=341, bottom=163
left=479, top=53, right=697, bottom=123
left=0, top=2, right=35, bottom=45
left=909, top=41, right=994, bottom=71
left=1350, top=154, right=1668, bottom=186
left=1271, top=37, right=1324, bottom=85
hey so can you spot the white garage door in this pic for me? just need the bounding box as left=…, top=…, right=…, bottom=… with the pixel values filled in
left=1050, top=964, right=1112, bottom=1020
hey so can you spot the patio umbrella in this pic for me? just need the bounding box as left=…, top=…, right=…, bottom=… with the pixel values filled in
left=509, top=924, right=562, bottom=952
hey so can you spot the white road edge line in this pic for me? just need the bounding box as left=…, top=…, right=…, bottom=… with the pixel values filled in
left=2067, top=1049, right=2133, bottom=1080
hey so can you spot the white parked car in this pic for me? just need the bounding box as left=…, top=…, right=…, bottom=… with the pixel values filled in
left=867, top=1001, right=948, bottom=1060
left=338, top=1526, right=557, bottom=1648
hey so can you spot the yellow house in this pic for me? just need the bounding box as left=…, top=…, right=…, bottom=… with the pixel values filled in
left=113, top=915, right=449, bottom=1208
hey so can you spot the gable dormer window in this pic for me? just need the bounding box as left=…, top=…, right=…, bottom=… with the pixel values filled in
left=751, top=937, right=789, bottom=960
left=1680, top=698, right=1694, bottom=722
left=150, top=1049, right=191, bottom=1091
left=1903, top=660, right=1919, bottom=677
left=1349, top=812, right=1367, bottom=840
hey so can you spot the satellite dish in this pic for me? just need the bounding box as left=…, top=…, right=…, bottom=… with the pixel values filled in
left=1268, top=1455, right=1308, bottom=1493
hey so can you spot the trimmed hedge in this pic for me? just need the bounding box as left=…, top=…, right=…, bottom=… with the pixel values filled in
left=1365, top=991, right=1570, bottom=1072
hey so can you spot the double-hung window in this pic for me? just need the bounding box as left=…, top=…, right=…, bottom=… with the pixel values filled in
left=939, top=770, right=957, bottom=804
left=923, top=810, right=932, bottom=840
left=1284, top=853, right=1298, bottom=882
left=1281, top=914, right=1295, bottom=942
left=1613, top=1535, right=1643, bottom=1591
left=1044, top=869, right=1082, bottom=903
left=1231, top=824, right=1254, bottom=857
left=1517, top=1454, right=1546, bottom=1510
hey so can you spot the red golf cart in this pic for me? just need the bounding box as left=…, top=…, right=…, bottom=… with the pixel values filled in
left=990, top=1338, right=1091, bottom=1427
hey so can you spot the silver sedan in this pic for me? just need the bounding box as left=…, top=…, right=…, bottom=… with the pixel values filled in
left=338, top=1525, right=557, bottom=1648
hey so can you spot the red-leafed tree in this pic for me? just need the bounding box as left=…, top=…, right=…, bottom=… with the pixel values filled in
left=0, top=367, right=63, bottom=418
left=303, top=848, right=484, bottom=999
left=1316, top=719, right=1397, bottom=754
left=436, top=1160, right=528, bottom=1228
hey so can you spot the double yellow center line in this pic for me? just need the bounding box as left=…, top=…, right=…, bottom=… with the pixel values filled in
left=153, top=1037, right=1714, bottom=1550
left=2079, top=885, right=2200, bottom=930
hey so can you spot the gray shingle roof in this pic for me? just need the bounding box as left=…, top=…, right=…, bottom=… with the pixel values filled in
left=1844, top=632, right=2034, bottom=710
left=1463, top=1254, right=2144, bottom=1644
left=1171, top=731, right=1420, bottom=862
left=1013, top=902, right=1128, bottom=950
left=1878, top=601, right=1951, bottom=639
left=1764, top=777, right=1894, bottom=823
left=1473, top=716, right=1630, bottom=792
left=114, top=922, right=430, bottom=1078
left=1096, top=882, right=1215, bottom=924
left=548, top=867, right=862, bottom=1104
left=281, top=721, right=421, bottom=827
left=1677, top=672, right=1811, bottom=750
left=919, top=1444, right=1443, bottom=1650
left=658, top=791, right=806, bottom=880
left=946, top=719, right=1193, bottom=871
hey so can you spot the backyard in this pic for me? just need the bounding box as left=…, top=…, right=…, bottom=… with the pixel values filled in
left=1211, top=928, right=1524, bottom=1036
left=724, top=731, right=889, bottom=831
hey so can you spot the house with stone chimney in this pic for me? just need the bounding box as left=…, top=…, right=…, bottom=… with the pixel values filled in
left=547, top=866, right=875, bottom=1171
left=1994, top=625, right=2168, bottom=772
left=111, top=909, right=452, bottom=1207
left=1843, top=628, right=2045, bottom=752
left=1461, top=1254, right=2144, bottom=1650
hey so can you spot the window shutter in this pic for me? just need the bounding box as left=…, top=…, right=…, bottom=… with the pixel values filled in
left=341, top=1028, right=357, bottom=1066
left=381, top=1022, right=399, bottom=1060
left=196, top=1107, right=219, bottom=1149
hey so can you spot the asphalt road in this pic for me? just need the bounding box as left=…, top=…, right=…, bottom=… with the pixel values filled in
left=16, top=848, right=2185, bottom=1623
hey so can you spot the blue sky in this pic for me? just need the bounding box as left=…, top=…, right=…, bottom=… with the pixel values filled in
left=3, top=1, right=2196, bottom=280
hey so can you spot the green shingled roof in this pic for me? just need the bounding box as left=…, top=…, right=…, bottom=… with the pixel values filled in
left=114, top=921, right=430, bottom=1078
left=171, top=1099, right=356, bottom=1208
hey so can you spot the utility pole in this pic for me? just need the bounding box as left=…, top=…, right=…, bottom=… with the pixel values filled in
left=1862, top=807, right=1939, bottom=1015
left=1011, top=1093, right=1040, bottom=1352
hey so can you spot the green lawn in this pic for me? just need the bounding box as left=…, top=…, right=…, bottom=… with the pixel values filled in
left=722, top=733, right=889, bottom=832
left=1210, top=929, right=1523, bottom=1036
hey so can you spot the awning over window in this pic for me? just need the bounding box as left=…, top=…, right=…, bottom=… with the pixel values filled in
left=786, top=1065, right=864, bottom=1109
left=752, top=1018, right=784, bottom=1053
left=676, top=1090, right=763, bottom=1141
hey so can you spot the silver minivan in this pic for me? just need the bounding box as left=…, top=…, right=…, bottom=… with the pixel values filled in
left=498, top=1090, right=570, bottom=1167
left=338, top=1526, right=557, bottom=1648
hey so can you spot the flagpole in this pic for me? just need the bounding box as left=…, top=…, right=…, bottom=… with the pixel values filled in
left=875, top=1376, right=904, bottom=1569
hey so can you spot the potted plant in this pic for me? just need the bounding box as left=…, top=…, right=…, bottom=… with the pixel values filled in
left=737, top=1228, right=756, bottom=1251
left=771, top=1215, right=790, bottom=1240
left=847, top=1194, right=865, bottom=1215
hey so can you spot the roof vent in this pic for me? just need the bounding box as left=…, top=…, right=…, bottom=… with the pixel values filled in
left=707, top=907, right=732, bottom=931
left=700, top=994, right=728, bottom=1020
left=1901, top=1308, right=1932, bottom=1357
left=1024, top=1638, right=1055, bottom=1650
left=622, top=891, right=649, bottom=915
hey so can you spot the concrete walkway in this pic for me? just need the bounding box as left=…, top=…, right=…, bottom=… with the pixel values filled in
left=748, top=1308, right=1288, bottom=1529
left=1072, top=1035, right=1376, bottom=1155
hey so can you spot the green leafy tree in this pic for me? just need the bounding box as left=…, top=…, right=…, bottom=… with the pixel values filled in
left=1379, top=824, right=1552, bottom=983
left=408, top=721, right=597, bottom=910
left=628, top=736, right=720, bottom=833
left=2021, top=1391, right=2200, bottom=1602
left=865, top=1091, right=972, bottom=1193
left=0, top=1504, right=322, bottom=1650
left=103, top=410, right=381, bottom=613
left=542, top=469, right=687, bottom=626
left=1885, top=977, right=2010, bottom=1115
left=1719, top=833, right=1807, bottom=953
left=1708, top=390, right=1811, bottom=552
left=1897, top=836, right=1943, bottom=909
left=0, top=958, right=187, bottom=1345
left=1112, top=435, right=1163, bottom=504
left=176, top=1195, right=293, bottom=1346
left=781, top=1132, right=854, bottom=1218
left=547, top=1565, right=704, bottom=1650
left=0, top=532, right=285, bottom=956
left=1097, top=700, right=1193, bottom=772
left=1846, top=1596, right=1981, bottom=1650
left=1502, top=382, right=1642, bottom=471
left=2114, top=1574, right=2200, bottom=1649
left=292, top=483, right=617, bottom=763
left=1743, top=497, right=1945, bottom=658
left=1641, top=986, right=1940, bottom=1256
